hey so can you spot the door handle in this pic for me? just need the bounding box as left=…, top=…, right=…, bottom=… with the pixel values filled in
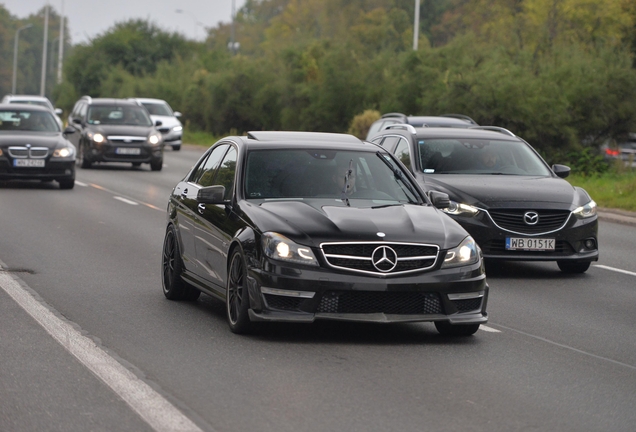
left=198, top=203, right=205, bottom=214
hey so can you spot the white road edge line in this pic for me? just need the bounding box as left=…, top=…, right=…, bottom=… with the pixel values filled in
left=0, top=272, right=204, bottom=432
left=75, top=181, right=88, bottom=187
left=114, top=196, right=139, bottom=206
left=479, top=325, right=501, bottom=333
left=593, top=264, right=636, bottom=277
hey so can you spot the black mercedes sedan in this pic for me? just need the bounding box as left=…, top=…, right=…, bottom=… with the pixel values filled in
left=0, top=104, right=76, bottom=189
left=162, top=131, right=489, bottom=336
left=369, top=125, right=598, bottom=273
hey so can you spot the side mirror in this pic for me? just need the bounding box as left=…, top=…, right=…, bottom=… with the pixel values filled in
left=72, top=118, right=82, bottom=125
left=197, top=185, right=227, bottom=204
left=54, top=108, right=63, bottom=115
left=155, top=120, right=163, bottom=127
left=174, top=111, right=182, bottom=118
left=63, top=126, right=75, bottom=134
left=428, top=191, right=450, bottom=209
left=552, top=164, right=571, bottom=179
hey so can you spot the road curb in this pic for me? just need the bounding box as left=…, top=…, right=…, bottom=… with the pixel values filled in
left=598, top=208, right=636, bottom=227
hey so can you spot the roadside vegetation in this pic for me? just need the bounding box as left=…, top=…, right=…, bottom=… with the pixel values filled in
left=1, top=0, right=635, bottom=208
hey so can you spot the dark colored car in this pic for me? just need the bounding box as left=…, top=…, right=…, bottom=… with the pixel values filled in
left=366, top=113, right=478, bottom=140
left=66, top=96, right=164, bottom=171
left=369, top=125, right=599, bottom=273
left=0, top=104, right=75, bottom=189
left=162, top=131, right=489, bottom=336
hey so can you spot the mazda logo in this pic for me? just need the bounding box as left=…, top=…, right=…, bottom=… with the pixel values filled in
left=372, top=246, right=398, bottom=272
left=523, top=211, right=539, bottom=225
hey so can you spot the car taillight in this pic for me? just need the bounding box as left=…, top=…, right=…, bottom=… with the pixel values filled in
left=605, top=148, right=620, bottom=156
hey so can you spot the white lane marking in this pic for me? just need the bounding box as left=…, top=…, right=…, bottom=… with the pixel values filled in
left=495, top=323, right=636, bottom=371
left=479, top=325, right=501, bottom=333
left=88, top=183, right=163, bottom=212
left=75, top=181, right=88, bottom=187
left=114, top=196, right=139, bottom=206
left=594, top=265, right=636, bottom=277
left=0, top=272, right=204, bottom=432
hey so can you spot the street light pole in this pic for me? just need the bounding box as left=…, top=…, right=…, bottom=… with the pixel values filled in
left=12, top=24, right=33, bottom=94
left=40, top=2, right=50, bottom=96
left=413, top=0, right=420, bottom=51
left=57, top=0, right=64, bottom=84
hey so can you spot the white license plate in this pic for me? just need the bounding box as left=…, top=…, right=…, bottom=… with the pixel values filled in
left=115, top=147, right=141, bottom=155
left=14, top=159, right=45, bottom=167
left=506, top=237, right=555, bottom=251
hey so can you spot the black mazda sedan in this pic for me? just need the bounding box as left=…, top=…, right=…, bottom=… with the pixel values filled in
left=162, top=132, right=488, bottom=336
left=369, top=125, right=599, bottom=273
left=0, top=104, right=75, bottom=189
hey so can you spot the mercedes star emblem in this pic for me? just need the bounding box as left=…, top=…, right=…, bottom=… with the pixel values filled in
left=372, top=246, right=398, bottom=272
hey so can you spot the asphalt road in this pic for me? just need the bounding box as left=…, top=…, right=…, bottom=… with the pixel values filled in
left=1, top=146, right=635, bottom=432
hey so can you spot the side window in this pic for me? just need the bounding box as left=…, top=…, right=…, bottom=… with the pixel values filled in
left=192, top=144, right=229, bottom=186
left=394, top=139, right=412, bottom=170
left=78, top=103, right=87, bottom=119
left=215, top=147, right=238, bottom=200
left=379, top=136, right=399, bottom=152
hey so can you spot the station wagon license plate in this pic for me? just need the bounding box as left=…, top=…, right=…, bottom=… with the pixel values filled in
left=14, top=159, right=45, bottom=167
left=506, top=237, right=555, bottom=251
left=115, top=147, right=141, bottom=155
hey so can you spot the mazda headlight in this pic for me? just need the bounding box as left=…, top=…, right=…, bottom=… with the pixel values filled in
left=573, top=200, right=597, bottom=219
left=442, top=201, right=479, bottom=217
left=91, top=133, right=105, bottom=143
left=148, top=133, right=162, bottom=145
left=262, top=232, right=319, bottom=266
left=442, top=236, right=480, bottom=269
left=52, top=145, right=75, bottom=158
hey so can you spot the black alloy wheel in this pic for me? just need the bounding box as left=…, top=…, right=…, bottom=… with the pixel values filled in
left=162, top=225, right=200, bottom=301
left=226, top=249, right=252, bottom=334
left=557, top=260, right=591, bottom=274
left=434, top=321, right=480, bottom=336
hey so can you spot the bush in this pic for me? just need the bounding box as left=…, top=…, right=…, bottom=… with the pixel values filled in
left=348, top=109, right=381, bottom=139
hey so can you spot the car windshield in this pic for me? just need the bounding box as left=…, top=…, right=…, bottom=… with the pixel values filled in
left=142, top=102, right=173, bottom=116
left=87, top=106, right=153, bottom=126
left=0, top=110, right=60, bottom=132
left=418, top=138, right=552, bottom=176
left=245, top=149, right=420, bottom=204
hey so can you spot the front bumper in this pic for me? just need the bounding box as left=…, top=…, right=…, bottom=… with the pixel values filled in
left=246, top=259, right=488, bottom=325
left=450, top=211, right=599, bottom=262
left=0, top=158, right=75, bottom=181
left=86, top=142, right=163, bottom=164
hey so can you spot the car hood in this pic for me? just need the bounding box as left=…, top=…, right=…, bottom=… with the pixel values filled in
left=90, top=125, right=155, bottom=137
left=240, top=200, right=469, bottom=249
left=149, top=115, right=181, bottom=128
left=0, top=132, right=69, bottom=149
left=419, top=174, right=588, bottom=210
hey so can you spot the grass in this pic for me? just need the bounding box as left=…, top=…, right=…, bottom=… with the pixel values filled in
left=567, top=168, right=636, bottom=212
left=182, top=130, right=220, bottom=147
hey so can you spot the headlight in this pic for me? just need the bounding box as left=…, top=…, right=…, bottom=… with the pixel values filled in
left=148, top=133, right=161, bottom=145
left=262, top=232, right=319, bottom=266
left=442, top=201, right=480, bottom=217
left=52, top=145, right=75, bottom=158
left=442, top=236, right=480, bottom=269
left=92, top=133, right=105, bottom=143
left=573, top=200, right=597, bottom=219
left=173, top=125, right=183, bottom=132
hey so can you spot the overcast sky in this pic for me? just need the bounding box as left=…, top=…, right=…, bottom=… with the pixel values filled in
left=2, top=0, right=246, bottom=44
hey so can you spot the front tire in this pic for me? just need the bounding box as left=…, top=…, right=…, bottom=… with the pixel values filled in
left=226, top=249, right=252, bottom=334
left=58, top=179, right=75, bottom=189
left=77, top=144, right=92, bottom=169
left=172, top=144, right=181, bottom=151
left=557, top=260, right=591, bottom=274
left=435, top=321, right=480, bottom=336
left=162, top=226, right=200, bottom=301
left=150, top=159, right=163, bottom=171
